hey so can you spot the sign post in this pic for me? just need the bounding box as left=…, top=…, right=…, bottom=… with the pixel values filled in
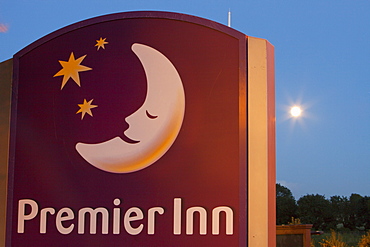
left=5, top=11, right=275, bottom=246
left=0, top=59, right=13, bottom=246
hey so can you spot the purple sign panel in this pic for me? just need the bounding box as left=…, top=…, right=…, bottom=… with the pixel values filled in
left=7, top=12, right=247, bottom=246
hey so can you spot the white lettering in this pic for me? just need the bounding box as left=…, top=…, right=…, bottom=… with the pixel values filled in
left=113, top=198, right=121, bottom=234
left=212, top=206, right=233, bottom=235
left=78, top=207, right=109, bottom=234
left=186, top=206, right=207, bottom=235
left=173, top=198, right=181, bottom=234
left=148, top=207, right=164, bottom=234
left=124, top=207, right=143, bottom=235
left=17, top=199, right=38, bottom=233
left=16, top=197, right=234, bottom=236
left=56, top=208, right=74, bottom=234
left=40, top=207, right=55, bottom=233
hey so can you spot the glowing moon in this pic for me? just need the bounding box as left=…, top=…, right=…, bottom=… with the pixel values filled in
left=290, top=106, right=302, bottom=117
left=76, top=43, right=185, bottom=173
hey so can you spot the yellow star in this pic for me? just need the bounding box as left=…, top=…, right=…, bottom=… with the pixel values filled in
left=95, top=37, right=108, bottom=50
left=54, top=52, right=92, bottom=90
left=76, top=99, right=98, bottom=120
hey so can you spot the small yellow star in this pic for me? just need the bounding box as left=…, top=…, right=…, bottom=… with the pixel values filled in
left=95, top=37, right=108, bottom=50
left=76, top=99, right=98, bottom=120
left=54, top=52, right=92, bottom=90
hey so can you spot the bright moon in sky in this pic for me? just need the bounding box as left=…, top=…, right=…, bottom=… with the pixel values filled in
left=290, top=106, right=302, bottom=117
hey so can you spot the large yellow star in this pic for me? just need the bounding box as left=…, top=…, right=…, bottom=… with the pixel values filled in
left=54, top=52, right=92, bottom=90
left=95, top=37, right=108, bottom=50
left=76, top=99, right=98, bottom=120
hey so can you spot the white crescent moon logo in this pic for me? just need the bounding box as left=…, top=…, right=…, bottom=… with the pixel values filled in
left=75, top=43, right=185, bottom=173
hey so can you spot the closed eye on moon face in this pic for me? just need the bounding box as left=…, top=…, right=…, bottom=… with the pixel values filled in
left=146, top=110, right=158, bottom=119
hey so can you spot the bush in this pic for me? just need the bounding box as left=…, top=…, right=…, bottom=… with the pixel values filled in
left=311, top=230, right=364, bottom=247
left=319, top=230, right=348, bottom=247
left=358, top=231, right=370, bottom=247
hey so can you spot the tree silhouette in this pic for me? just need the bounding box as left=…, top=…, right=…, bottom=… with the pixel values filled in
left=276, top=183, right=297, bottom=225
left=297, top=194, right=336, bottom=230
left=276, top=184, right=370, bottom=231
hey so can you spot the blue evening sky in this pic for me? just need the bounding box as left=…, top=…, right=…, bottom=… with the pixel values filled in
left=1, top=0, right=369, bottom=199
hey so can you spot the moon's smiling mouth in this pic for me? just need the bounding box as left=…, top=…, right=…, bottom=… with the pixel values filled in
left=122, top=134, right=140, bottom=144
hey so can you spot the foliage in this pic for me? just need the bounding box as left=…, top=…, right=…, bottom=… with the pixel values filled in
left=312, top=231, right=366, bottom=247
left=330, top=195, right=350, bottom=228
left=297, top=194, right=336, bottom=230
left=288, top=217, right=301, bottom=225
left=347, top=194, right=364, bottom=230
left=276, top=183, right=297, bottom=225
left=276, top=184, right=370, bottom=231
left=358, top=196, right=370, bottom=230
left=311, top=239, right=316, bottom=247
left=341, top=194, right=370, bottom=230
left=319, top=230, right=348, bottom=247
left=358, top=231, right=370, bottom=247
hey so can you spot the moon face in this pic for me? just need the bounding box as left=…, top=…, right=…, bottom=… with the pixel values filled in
left=75, top=43, right=185, bottom=173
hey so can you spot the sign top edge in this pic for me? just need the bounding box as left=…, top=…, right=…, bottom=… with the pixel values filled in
left=13, top=11, right=247, bottom=59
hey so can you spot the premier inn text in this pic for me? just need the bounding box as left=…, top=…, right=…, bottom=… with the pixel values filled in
left=17, top=198, right=234, bottom=235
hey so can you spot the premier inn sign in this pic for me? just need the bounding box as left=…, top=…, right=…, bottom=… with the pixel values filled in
left=5, top=11, right=275, bottom=246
